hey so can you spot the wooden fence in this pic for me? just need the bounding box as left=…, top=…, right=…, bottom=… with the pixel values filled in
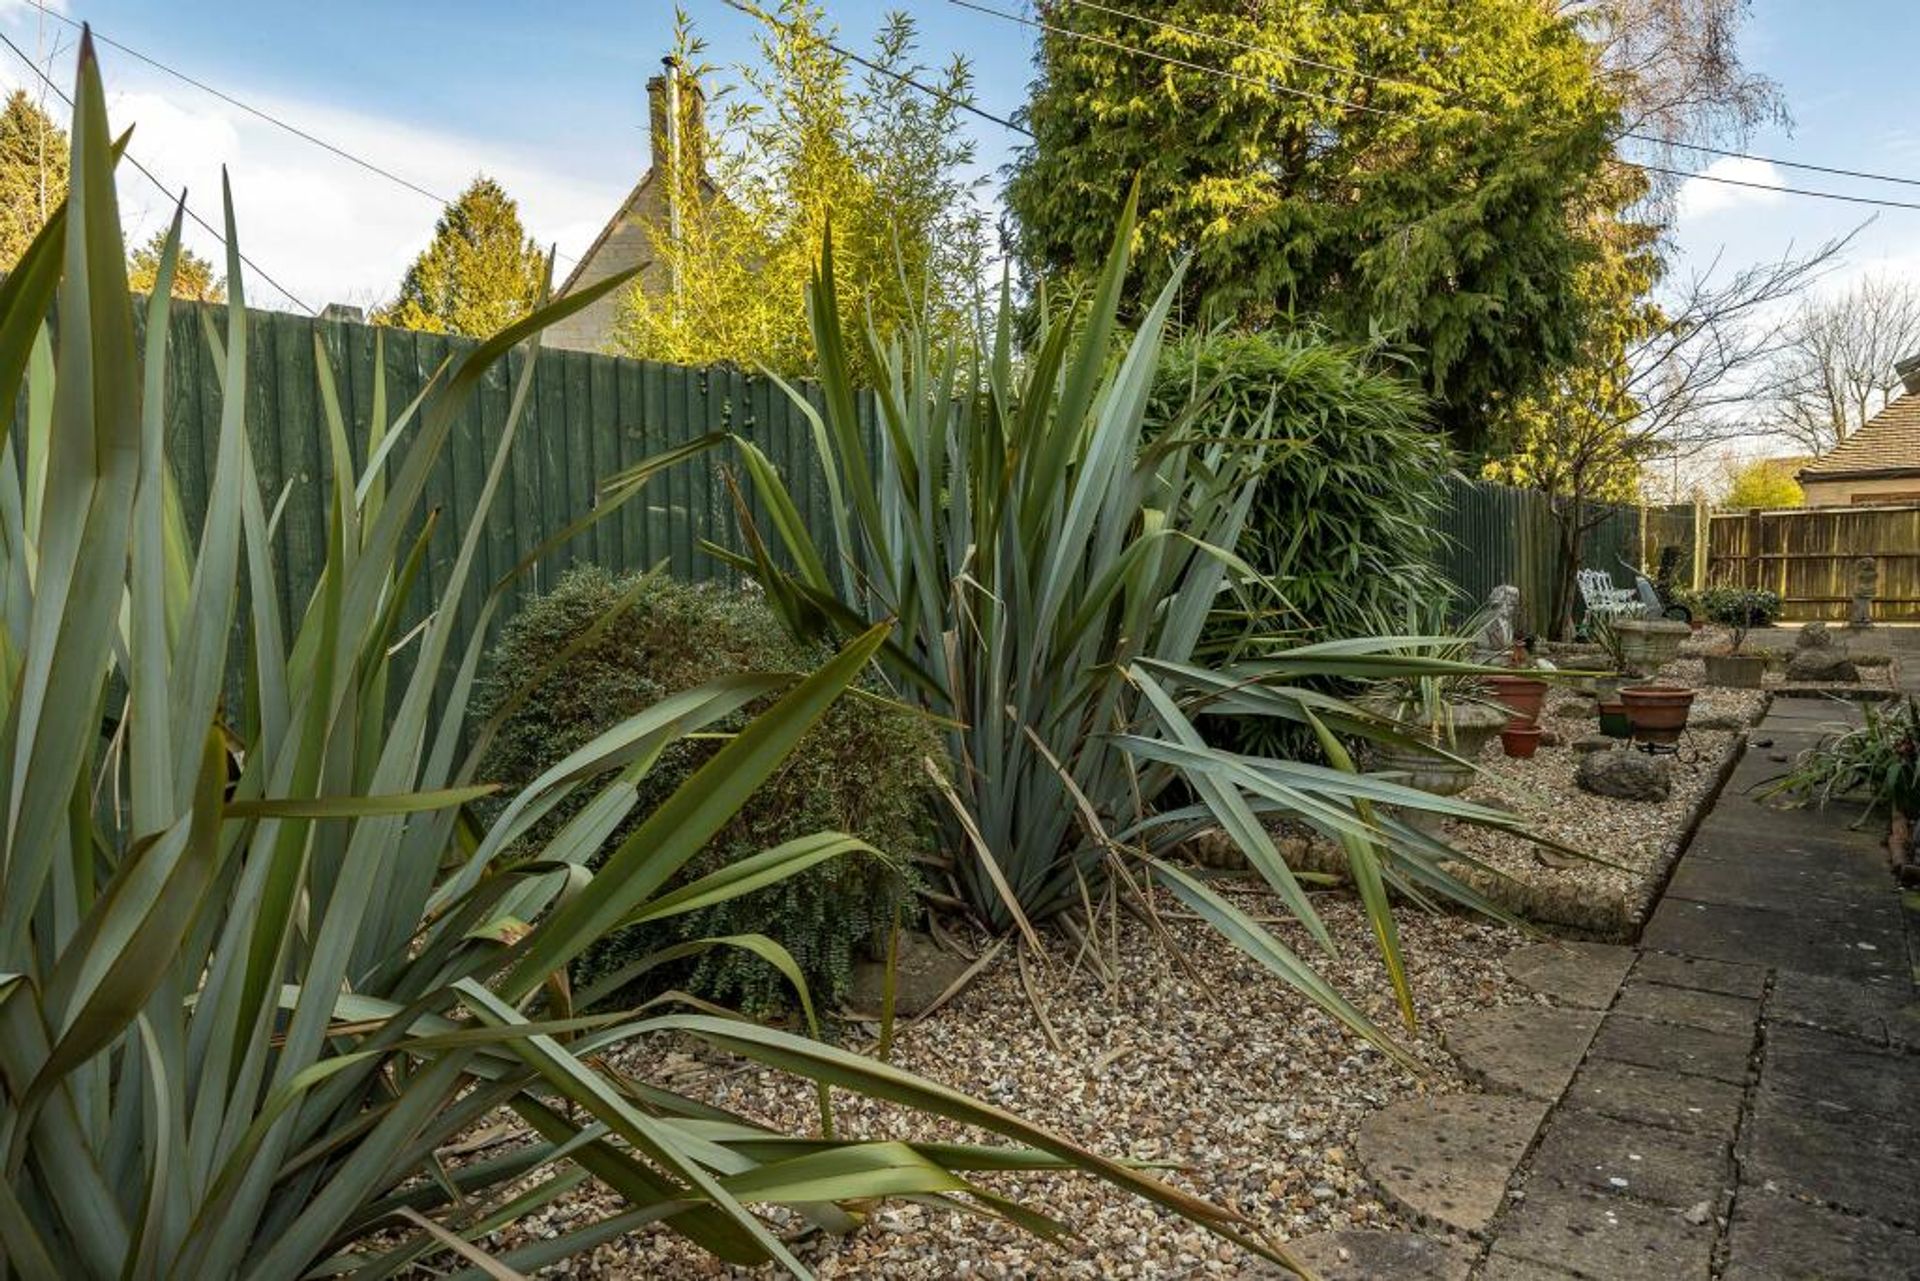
left=1705, top=504, right=1920, bottom=621
left=1429, top=478, right=1695, bottom=635
left=133, top=299, right=1704, bottom=671
left=153, top=301, right=844, bottom=674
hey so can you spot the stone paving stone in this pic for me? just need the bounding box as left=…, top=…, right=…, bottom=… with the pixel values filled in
left=1761, top=1023, right=1918, bottom=1121
left=1587, top=1013, right=1752, bottom=1084
left=1560, top=1058, right=1745, bottom=1138
left=1640, top=897, right=1903, bottom=980
left=1722, top=1187, right=1920, bottom=1281
left=1610, top=979, right=1760, bottom=1038
left=1502, top=941, right=1635, bottom=1010
left=1741, top=1088, right=1920, bottom=1227
left=1662, top=852, right=1887, bottom=920
left=1768, top=969, right=1920, bottom=1050
left=1631, top=951, right=1767, bottom=999
left=1489, top=1188, right=1713, bottom=1280
left=1281, top=1229, right=1476, bottom=1281
left=1444, top=1006, right=1603, bottom=1101
left=1476, top=1250, right=1581, bottom=1280
left=1357, top=1094, right=1549, bottom=1236
left=1524, top=1109, right=1731, bottom=1208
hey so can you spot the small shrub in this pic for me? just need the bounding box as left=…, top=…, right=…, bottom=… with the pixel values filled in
left=1150, top=329, right=1453, bottom=648
left=1150, top=329, right=1453, bottom=756
left=1686, top=586, right=1781, bottom=629
left=477, top=567, right=936, bottom=1011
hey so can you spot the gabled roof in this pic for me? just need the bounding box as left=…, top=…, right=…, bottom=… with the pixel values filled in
left=1798, top=394, right=1920, bottom=481
left=555, top=167, right=723, bottom=299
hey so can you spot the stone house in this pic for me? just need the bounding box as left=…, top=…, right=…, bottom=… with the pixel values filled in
left=1797, top=355, right=1920, bottom=506
left=546, top=59, right=717, bottom=353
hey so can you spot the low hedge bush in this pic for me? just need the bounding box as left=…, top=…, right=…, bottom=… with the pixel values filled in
left=476, top=567, right=937, bottom=1012
left=1687, top=586, right=1782, bottom=629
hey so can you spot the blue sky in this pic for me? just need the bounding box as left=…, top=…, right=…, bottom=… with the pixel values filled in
left=0, top=0, right=1915, bottom=316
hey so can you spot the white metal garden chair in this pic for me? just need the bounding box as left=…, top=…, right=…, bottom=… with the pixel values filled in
left=1577, top=567, right=1642, bottom=623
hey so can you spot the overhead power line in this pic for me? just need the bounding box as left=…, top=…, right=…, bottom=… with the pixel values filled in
left=948, top=0, right=1920, bottom=213
left=1056, top=0, right=1920, bottom=192
left=23, top=1, right=580, bottom=268
left=0, top=27, right=320, bottom=314
left=715, top=0, right=1032, bottom=138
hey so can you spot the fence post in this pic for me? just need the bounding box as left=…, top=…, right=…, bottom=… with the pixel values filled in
left=1692, top=495, right=1708, bottom=591
left=1745, top=508, right=1763, bottom=591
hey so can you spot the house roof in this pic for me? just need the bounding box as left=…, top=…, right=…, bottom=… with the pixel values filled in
left=554, top=167, right=722, bottom=299
left=1798, top=394, right=1920, bottom=482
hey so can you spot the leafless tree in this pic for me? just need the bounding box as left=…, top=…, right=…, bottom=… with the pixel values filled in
left=1563, top=0, right=1788, bottom=216
left=1513, top=235, right=1849, bottom=635
left=1762, top=275, right=1920, bottom=456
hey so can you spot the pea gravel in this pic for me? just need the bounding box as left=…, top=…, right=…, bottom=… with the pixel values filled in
left=507, top=893, right=1532, bottom=1278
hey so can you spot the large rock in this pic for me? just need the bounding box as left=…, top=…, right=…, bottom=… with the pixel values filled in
left=1795, top=620, right=1834, bottom=650
left=1577, top=747, right=1673, bottom=801
left=847, top=932, right=972, bottom=1017
left=1785, top=647, right=1859, bottom=683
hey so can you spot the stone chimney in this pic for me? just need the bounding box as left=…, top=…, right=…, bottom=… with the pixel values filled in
left=1897, top=352, right=1920, bottom=397
left=647, top=57, right=706, bottom=181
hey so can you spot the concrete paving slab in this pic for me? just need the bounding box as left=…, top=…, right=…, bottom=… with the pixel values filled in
left=1490, top=1188, right=1713, bottom=1280
left=1610, top=979, right=1760, bottom=1038
left=1631, top=951, right=1767, bottom=999
left=1661, top=849, right=1889, bottom=919
left=1640, top=897, right=1903, bottom=980
left=1741, top=1089, right=1920, bottom=1227
left=1502, top=941, right=1635, bottom=1010
left=1525, top=1109, right=1731, bottom=1208
left=1444, top=1006, right=1603, bottom=1101
left=1358, top=1094, right=1549, bottom=1236
left=1587, top=1014, right=1752, bottom=1084
left=1761, top=1023, right=1919, bottom=1121
left=1282, top=1229, right=1476, bottom=1281
left=1560, top=1058, right=1745, bottom=1138
left=1475, top=1252, right=1581, bottom=1280
left=1768, top=969, right=1920, bottom=1050
left=1722, top=1187, right=1920, bottom=1281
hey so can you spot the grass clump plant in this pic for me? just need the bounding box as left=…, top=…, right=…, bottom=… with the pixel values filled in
left=637, top=188, right=1558, bottom=1046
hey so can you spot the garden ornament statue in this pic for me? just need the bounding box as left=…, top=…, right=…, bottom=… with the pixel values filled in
left=1477, top=585, right=1523, bottom=663
left=1850, top=556, right=1876, bottom=629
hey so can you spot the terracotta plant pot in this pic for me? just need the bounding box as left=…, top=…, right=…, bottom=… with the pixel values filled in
left=1619, top=684, right=1694, bottom=746
left=1500, top=723, right=1543, bottom=759
left=1485, top=674, right=1549, bottom=727
left=1702, top=653, right=1765, bottom=689
left=1598, top=703, right=1631, bottom=739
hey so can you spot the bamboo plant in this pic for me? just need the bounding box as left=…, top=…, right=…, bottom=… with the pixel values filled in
left=0, top=38, right=1309, bottom=1279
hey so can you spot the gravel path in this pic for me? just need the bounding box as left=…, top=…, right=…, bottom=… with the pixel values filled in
left=529, top=893, right=1531, bottom=1278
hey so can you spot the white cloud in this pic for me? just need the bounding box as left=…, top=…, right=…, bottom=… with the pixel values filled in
left=1676, top=156, right=1787, bottom=222
left=0, top=49, right=631, bottom=314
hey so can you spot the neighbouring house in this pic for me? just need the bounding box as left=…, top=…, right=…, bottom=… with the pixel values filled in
left=546, top=58, right=717, bottom=353
left=1798, top=355, right=1920, bottom=506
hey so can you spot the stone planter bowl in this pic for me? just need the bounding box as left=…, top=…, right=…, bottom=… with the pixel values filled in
left=1613, top=618, right=1690, bottom=673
